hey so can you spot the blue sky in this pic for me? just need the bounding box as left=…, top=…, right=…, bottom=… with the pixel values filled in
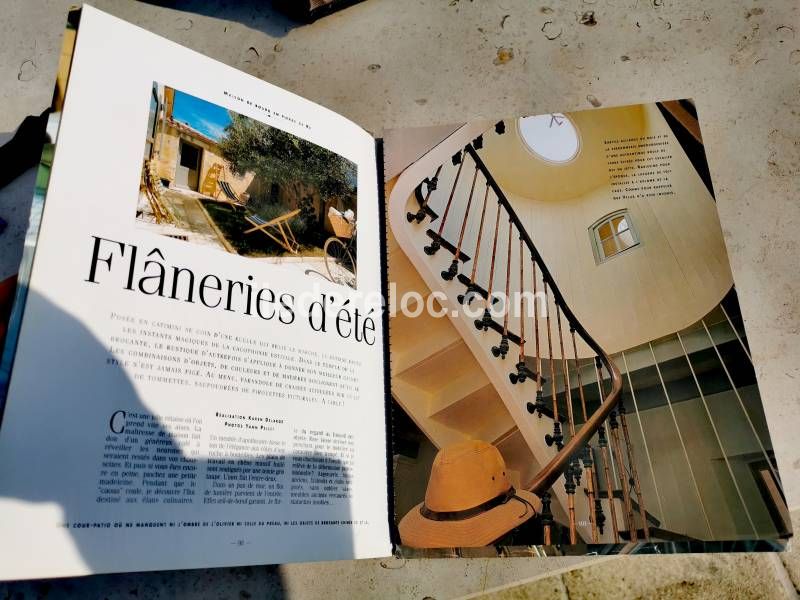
left=172, top=89, right=232, bottom=141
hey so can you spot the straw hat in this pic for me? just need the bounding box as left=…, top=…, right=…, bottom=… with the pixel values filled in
left=399, top=440, right=541, bottom=548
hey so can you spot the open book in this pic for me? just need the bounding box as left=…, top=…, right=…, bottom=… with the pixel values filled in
left=0, top=6, right=790, bottom=580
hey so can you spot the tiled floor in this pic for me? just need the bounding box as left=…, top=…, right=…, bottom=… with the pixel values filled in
left=476, top=553, right=796, bottom=600
left=470, top=512, right=800, bottom=600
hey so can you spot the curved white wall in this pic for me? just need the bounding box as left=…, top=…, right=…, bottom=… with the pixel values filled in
left=493, top=104, right=732, bottom=355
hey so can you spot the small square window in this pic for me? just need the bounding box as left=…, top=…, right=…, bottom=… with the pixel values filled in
left=590, top=209, right=640, bottom=262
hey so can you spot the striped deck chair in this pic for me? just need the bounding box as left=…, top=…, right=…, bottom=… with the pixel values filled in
left=244, top=208, right=302, bottom=254
left=218, top=180, right=242, bottom=205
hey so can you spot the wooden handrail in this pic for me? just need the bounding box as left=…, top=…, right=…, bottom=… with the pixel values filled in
left=463, top=144, right=623, bottom=496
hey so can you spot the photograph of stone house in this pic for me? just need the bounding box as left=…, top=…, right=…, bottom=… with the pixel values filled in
left=137, top=82, right=358, bottom=288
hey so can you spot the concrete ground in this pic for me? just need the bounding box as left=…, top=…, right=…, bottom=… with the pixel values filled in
left=137, top=189, right=231, bottom=251
left=1, top=0, right=799, bottom=597
left=137, top=189, right=354, bottom=286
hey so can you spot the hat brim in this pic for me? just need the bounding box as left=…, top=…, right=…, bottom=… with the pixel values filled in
left=398, top=490, right=541, bottom=549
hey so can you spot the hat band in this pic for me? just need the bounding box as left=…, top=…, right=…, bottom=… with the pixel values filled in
left=420, top=486, right=517, bottom=522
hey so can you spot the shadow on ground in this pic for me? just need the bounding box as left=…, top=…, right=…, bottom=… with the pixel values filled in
left=137, top=0, right=302, bottom=38
left=0, top=290, right=356, bottom=594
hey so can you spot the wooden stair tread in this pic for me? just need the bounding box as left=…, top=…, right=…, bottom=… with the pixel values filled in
left=394, top=340, right=477, bottom=392
left=429, top=386, right=516, bottom=444
left=391, top=317, right=461, bottom=374
left=428, top=374, right=493, bottom=417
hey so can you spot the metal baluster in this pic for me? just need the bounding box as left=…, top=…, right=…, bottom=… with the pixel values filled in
left=442, top=166, right=479, bottom=281
left=591, top=447, right=607, bottom=537
left=557, top=306, right=581, bottom=543
left=529, top=259, right=547, bottom=416
left=557, top=307, right=575, bottom=438
left=519, top=242, right=524, bottom=365
left=599, top=357, right=636, bottom=539
left=457, top=183, right=490, bottom=305
left=491, top=221, right=512, bottom=359
left=424, top=151, right=464, bottom=255
left=608, top=408, right=637, bottom=541
left=618, top=397, right=650, bottom=540
left=595, top=358, right=620, bottom=543
left=543, top=281, right=562, bottom=449
left=597, top=428, right=620, bottom=544
left=407, top=164, right=442, bottom=223
left=564, top=460, right=578, bottom=545
left=511, top=238, right=533, bottom=384
left=475, top=200, right=502, bottom=332
left=540, top=490, right=553, bottom=545
left=571, top=329, right=598, bottom=543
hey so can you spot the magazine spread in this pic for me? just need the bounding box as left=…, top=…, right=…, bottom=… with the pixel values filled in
left=0, top=6, right=389, bottom=579
left=384, top=107, right=791, bottom=555
left=0, top=4, right=792, bottom=582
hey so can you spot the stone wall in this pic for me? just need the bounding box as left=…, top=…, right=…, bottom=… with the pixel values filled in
left=151, top=123, right=253, bottom=198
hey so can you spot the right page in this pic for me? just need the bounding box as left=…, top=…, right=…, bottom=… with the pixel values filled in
left=383, top=101, right=792, bottom=556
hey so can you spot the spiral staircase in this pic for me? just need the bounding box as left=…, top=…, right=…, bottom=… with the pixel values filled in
left=388, top=121, right=656, bottom=546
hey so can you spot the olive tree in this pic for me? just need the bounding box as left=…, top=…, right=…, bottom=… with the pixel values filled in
left=219, top=113, right=356, bottom=230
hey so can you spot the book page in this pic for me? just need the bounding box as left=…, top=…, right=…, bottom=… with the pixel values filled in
left=383, top=105, right=790, bottom=555
left=0, top=6, right=389, bottom=579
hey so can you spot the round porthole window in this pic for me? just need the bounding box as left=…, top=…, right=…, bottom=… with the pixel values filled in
left=518, top=113, right=580, bottom=163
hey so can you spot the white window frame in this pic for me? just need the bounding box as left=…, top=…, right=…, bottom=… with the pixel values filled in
left=589, top=209, right=640, bottom=264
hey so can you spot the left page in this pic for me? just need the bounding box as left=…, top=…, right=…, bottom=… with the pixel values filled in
left=0, top=5, right=389, bottom=580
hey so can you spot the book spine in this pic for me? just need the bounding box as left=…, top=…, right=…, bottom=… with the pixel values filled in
left=375, top=137, right=402, bottom=548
